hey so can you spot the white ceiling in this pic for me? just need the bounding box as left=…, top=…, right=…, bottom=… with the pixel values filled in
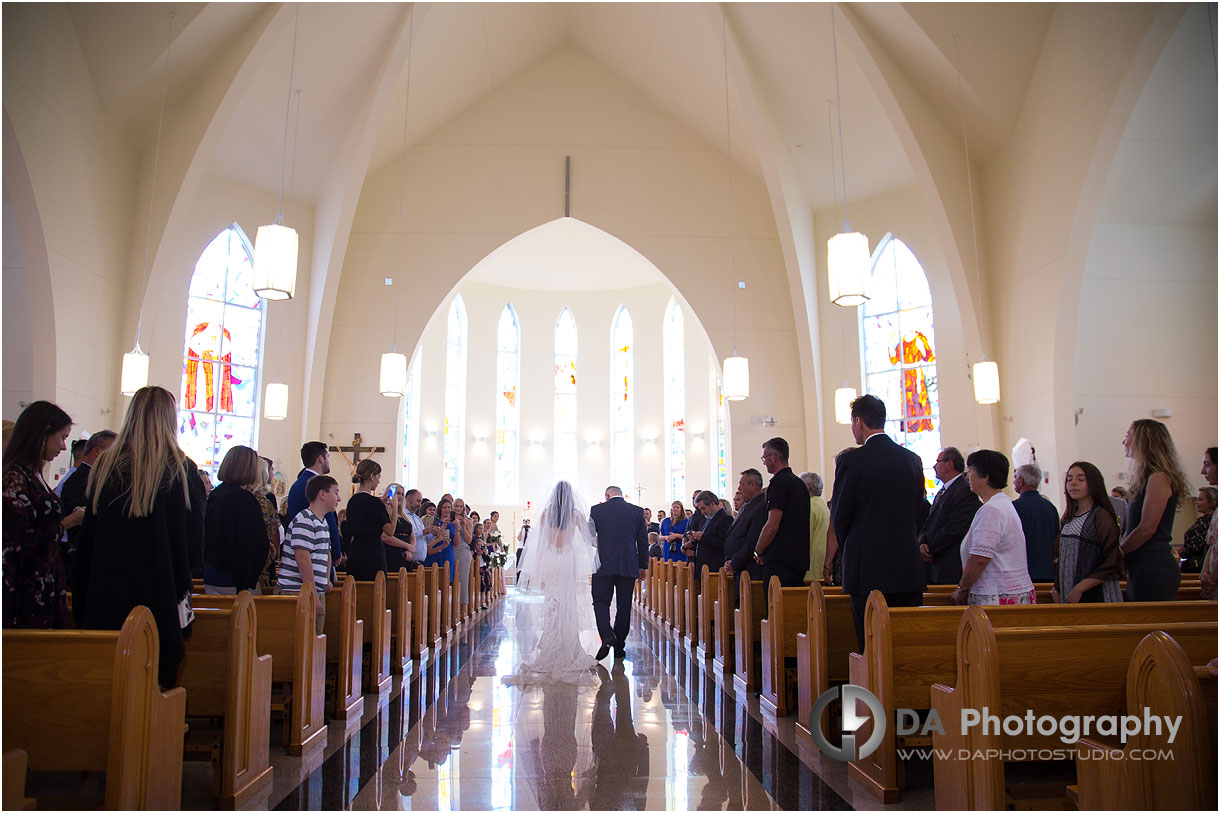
left=464, top=216, right=665, bottom=290
left=58, top=3, right=1214, bottom=226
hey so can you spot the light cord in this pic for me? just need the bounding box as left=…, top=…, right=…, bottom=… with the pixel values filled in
left=135, top=13, right=176, bottom=348
left=274, top=4, right=300, bottom=224
left=830, top=3, right=851, bottom=232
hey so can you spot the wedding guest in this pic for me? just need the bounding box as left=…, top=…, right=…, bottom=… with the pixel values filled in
left=426, top=499, right=457, bottom=582
left=204, top=446, right=273, bottom=594
left=918, top=446, right=980, bottom=585
left=1053, top=462, right=1123, bottom=603
left=732, top=490, right=744, bottom=513
left=401, top=489, right=427, bottom=572
left=951, top=450, right=1035, bottom=607
left=74, top=386, right=198, bottom=686
left=53, top=439, right=87, bottom=497
left=280, top=475, right=339, bottom=634
left=1181, top=486, right=1215, bottom=573
left=688, top=490, right=730, bottom=584
left=3, top=401, right=82, bottom=628
left=1119, top=419, right=1189, bottom=601
left=1012, top=463, right=1059, bottom=581
left=58, top=429, right=117, bottom=574
left=254, top=457, right=281, bottom=589
left=1198, top=447, right=1217, bottom=600
left=453, top=497, right=474, bottom=608
left=659, top=501, right=689, bottom=562
left=287, top=441, right=343, bottom=571
left=644, top=507, right=660, bottom=535
left=799, top=471, right=830, bottom=584
left=754, top=437, right=811, bottom=598
left=345, top=460, right=394, bottom=580
left=382, top=484, right=415, bottom=573
left=1109, top=485, right=1129, bottom=532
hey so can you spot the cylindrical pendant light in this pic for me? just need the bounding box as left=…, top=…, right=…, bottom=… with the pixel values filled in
left=724, top=355, right=749, bottom=401
left=254, top=4, right=301, bottom=302
left=828, top=231, right=870, bottom=306
left=264, top=381, right=289, bottom=420
left=834, top=386, right=856, bottom=424
left=973, top=359, right=1000, bottom=405
left=380, top=352, right=407, bottom=397
left=121, top=347, right=150, bottom=396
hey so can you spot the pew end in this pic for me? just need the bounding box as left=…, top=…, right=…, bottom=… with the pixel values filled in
left=324, top=576, right=365, bottom=724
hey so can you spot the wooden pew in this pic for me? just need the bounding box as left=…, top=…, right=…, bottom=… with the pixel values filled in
left=2, top=749, right=35, bottom=810
left=710, top=567, right=736, bottom=685
left=848, top=594, right=1218, bottom=803
left=439, top=562, right=454, bottom=643
left=930, top=607, right=1216, bottom=810
left=180, top=591, right=273, bottom=808
left=759, top=578, right=810, bottom=717
left=693, top=565, right=719, bottom=661
left=388, top=568, right=427, bottom=665
left=353, top=572, right=393, bottom=699
left=324, top=575, right=365, bottom=723
left=421, top=564, right=442, bottom=651
left=670, top=562, right=690, bottom=639
left=192, top=588, right=327, bottom=756
left=3, top=606, right=186, bottom=809
left=449, top=560, right=462, bottom=633
left=1073, top=631, right=1218, bottom=811
left=732, top=574, right=766, bottom=694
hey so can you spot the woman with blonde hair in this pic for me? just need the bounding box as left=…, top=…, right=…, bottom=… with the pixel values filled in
left=74, top=386, right=200, bottom=687
left=203, top=446, right=273, bottom=595
left=1119, top=419, right=1189, bottom=601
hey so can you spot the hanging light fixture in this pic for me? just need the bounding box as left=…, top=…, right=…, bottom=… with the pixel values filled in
left=720, top=11, right=749, bottom=401
left=952, top=35, right=1000, bottom=405
left=121, top=13, right=177, bottom=396
left=253, top=4, right=301, bottom=301
left=827, top=4, right=870, bottom=307
left=380, top=11, right=414, bottom=398
left=264, top=89, right=303, bottom=422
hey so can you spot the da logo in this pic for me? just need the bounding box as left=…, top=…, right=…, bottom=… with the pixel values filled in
left=809, top=684, right=886, bottom=761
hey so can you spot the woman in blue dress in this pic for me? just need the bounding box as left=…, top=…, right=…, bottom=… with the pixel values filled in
left=424, top=498, right=457, bottom=582
left=658, top=500, right=689, bottom=562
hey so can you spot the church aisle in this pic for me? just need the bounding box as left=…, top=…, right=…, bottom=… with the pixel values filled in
left=259, top=587, right=856, bottom=811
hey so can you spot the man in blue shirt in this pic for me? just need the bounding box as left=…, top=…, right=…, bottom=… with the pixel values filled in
left=1012, top=462, right=1059, bottom=582
left=286, top=441, right=344, bottom=571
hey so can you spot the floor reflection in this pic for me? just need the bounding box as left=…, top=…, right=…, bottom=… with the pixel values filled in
left=270, top=588, right=851, bottom=811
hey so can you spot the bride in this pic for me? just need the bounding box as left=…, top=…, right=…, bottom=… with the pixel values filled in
left=503, top=480, right=599, bottom=686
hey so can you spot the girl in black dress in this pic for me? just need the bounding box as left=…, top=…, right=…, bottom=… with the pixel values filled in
left=383, top=483, right=416, bottom=573
left=345, top=460, right=393, bottom=581
left=1120, top=419, right=1189, bottom=601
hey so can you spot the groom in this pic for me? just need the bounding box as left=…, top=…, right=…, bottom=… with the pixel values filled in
left=590, top=486, right=650, bottom=660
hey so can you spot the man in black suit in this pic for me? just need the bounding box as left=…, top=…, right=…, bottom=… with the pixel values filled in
left=589, top=486, right=649, bottom=660
left=831, top=395, right=929, bottom=649
left=918, top=446, right=980, bottom=585
left=686, top=488, right=707, bottom=534
left=686, top=490, right=731, bottom=585
left=59, top=430, right=117, bottom=574
left=724, top=470, right=766, bottom=590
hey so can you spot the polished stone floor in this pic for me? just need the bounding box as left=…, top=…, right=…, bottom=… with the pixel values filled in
left=187, top=587, right=935, bottom=811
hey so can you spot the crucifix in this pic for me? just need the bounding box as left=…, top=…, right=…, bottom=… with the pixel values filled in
left=633, top=483, right=646, bottom=504
left=328, top=433, right=385, bottom=491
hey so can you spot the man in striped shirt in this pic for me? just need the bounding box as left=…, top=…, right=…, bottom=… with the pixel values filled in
left=280, top=474, right=340, bottom=633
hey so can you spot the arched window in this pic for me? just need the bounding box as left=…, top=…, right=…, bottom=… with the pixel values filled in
left=178, top=226, right=264, bottom=479
left=401, top=352, right=421, bottom=488
left=553, top=308, right=578, bottom=484
left=713, top=363, right=729, bottom=497
left=611, top=306, right=634, bottom=490
left=663, top=298, right=685, bottom=501
left=495, top=304, right=520, bottom=502
left=443, top=294, right=467, bottom=495
left=859, top=235, right=941, bottom=489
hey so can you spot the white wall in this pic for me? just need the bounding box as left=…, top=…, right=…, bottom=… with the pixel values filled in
left=324, top=43, right=805, bottom=504
left=2, top=189, right=33, bottom=419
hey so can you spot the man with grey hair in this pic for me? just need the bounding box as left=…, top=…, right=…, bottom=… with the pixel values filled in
left=59, top=429, right=118, bottom=572
left=799, top=472, right=830, bottom=583
left=687, top=490, right=731, bottom=585
left=589, top=485, right=649, bottom=660
left=918, top=445, right=980, bottom=585
left=1012, top=462, right=1058, bottom=581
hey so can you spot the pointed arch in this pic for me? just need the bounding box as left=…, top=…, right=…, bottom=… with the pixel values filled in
left=554, top=307, right=578, bottom=484
left=177, top=224, right=264, bottom=478
left=663, top=298, right=686, bottom=502
left=443, top=294, right=468, bottom=495
left=611, top=306, right=634, bottom=490
left=495, top=303, right=520, bottom=502
left=859, top=234, right=941, bottom=489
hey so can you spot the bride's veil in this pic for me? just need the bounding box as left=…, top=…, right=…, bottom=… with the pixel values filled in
left=516, top=480, right=598, bottom=593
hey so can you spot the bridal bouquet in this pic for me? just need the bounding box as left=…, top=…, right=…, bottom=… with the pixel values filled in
left=486, top=531, right=506, bottom=568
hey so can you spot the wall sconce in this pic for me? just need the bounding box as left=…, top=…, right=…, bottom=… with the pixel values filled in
left=424, top=429, right=440, bottom=440
left=643, top=436, right=657, bottom=446
left=587, top=438, right=602, bottom=448
left=473, top=434, right=488, bottom=445
left=529, top=437, right=544, bottom=447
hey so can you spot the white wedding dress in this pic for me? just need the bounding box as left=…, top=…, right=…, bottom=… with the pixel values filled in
left=503, top=481, right=599, bottom=687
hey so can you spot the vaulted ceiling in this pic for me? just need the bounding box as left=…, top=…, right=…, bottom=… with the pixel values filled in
left=63, top=2, right=1064, bottom=213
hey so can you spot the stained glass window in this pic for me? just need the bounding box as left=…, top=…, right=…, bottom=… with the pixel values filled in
left=554, top=308, right=578, bottom=485
left=443, top=295, right=467, bottom=495
left=401, top=352, right=421, bottom=488
left=860, top=235, right=941, bottom=490
left=178, top=226, right=264, bottom=479
left=664, top=299, right=686, bottom=501
left=714, top=361, right=729, bottom=496
left=611, top=306, right=634, bottom=490
left=495, top=304, right=520, bottom=502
